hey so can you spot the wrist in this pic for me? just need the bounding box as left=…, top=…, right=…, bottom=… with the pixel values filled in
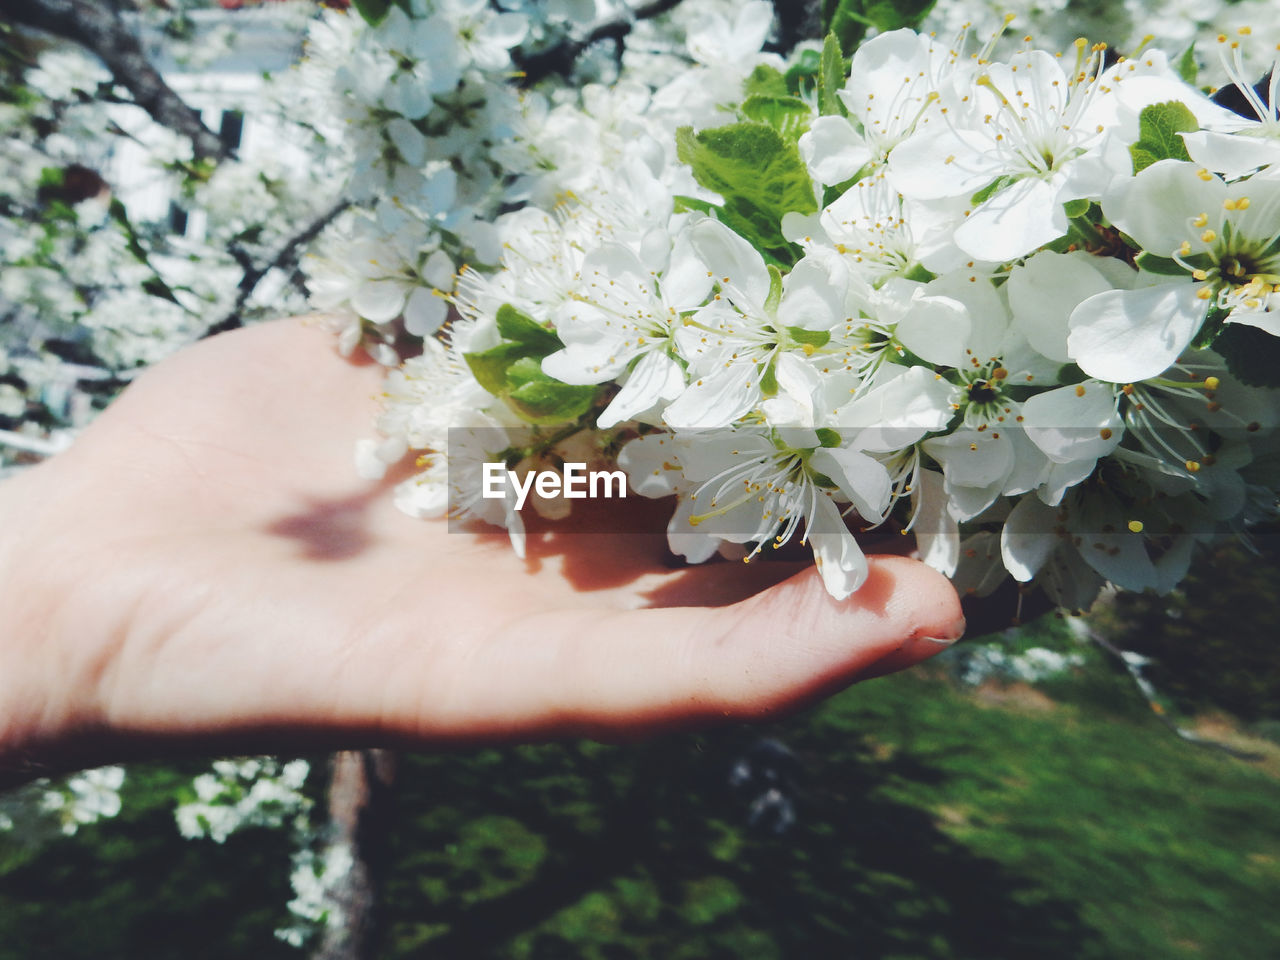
left=0, top=466, right=86, bottom=788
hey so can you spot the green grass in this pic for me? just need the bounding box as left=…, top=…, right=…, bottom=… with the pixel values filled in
left=1, top=657, right=1278, bottom=959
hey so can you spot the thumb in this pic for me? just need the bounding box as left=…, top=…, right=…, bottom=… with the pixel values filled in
left=480, top=555, right=965, bottom=741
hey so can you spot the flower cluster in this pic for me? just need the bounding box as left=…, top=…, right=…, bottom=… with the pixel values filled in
left=360, top=13, right=1280, bottom=611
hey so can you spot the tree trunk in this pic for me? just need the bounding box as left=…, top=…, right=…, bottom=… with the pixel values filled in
left=312, top=749, right=398, bottom=960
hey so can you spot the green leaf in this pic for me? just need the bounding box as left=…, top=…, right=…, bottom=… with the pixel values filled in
left=823, top=0, right=868, bottom=58
left=902, top=262, right=937, bottom=283
left=506, top=377, right=600, bottom=425
left=784, top=48, right=823, bottom=98
left=862, top=0, right=937, bottom=32
left=766, top=265, right=784, bottom=314
left=496, top=304, right=560, bottom=351
left=740, top=95, right=813, bottom=140
left=675, top=122, right=817, bottom=262
left=760, top=359, right=779, bottom=398
left=819, top=33, right=847, bottom=117
left=823, top=0, right=936, bottom=57
left=1177, top=44, right=1198, bottom=85
left=1208, top=323, right=1280, bottom=388
left=1129, top=100, right=1197, bottom=173
left=1063, top=198, right=1090, bottom=219
left=673, top=194, right=717, bottom=216
left=787, top=326, right=831, bottom=349
left=1129, top=146, right=1160, bottom=174
left=1134, top=252, right=1189, bottom=276
left=815, top=428, right=843, bottom=448
left=351, top=0, right=391, bottom=25
left=463, top=305, right=603, bottom=424
left=464, top=342, right=527, bottom=396
left=743, top=65, right=789, bottom=100
left=971, top=175, right=1019, bottom=207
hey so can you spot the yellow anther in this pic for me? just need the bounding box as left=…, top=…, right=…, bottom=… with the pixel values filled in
left=1238, top=25, right=1252, bottom=35
left=1204, top=376, right=1220, bottom=390
left=1236, top=197, right=1251, bottom=210
left=1192, top=269, right=1209, bottom=280
left=1075, top=384, right=1087, bottom=397
left=1197, top=287, right=1213, bottom=300
left=1201, top=229, right=1216, bottom=243
left=1185, top=459, right=1201, bottom=473
left=1196, top=169, right=1214, bottom=182
left=1193, top=213, right=1209, bottom=227
left=1099, top=428, right=1113, bottom=440
left=1179, top=241, right=1193, bottom=256
left=1127, top=520, right=1144, bottom=533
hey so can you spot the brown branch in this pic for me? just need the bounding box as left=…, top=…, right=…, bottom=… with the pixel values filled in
left=0, top=0, right=230, bottom=162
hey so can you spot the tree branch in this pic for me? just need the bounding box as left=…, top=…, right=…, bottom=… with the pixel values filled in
left=766, top=0, right=823, bottom=56
left=203, top=197, right=350, bottom=338
left=0, top=0, right=230, bottom=162
left=514, top=0, right=688, bottom=87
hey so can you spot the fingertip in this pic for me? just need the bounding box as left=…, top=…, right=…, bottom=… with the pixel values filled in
left=706, top=555, right=965, bottom=713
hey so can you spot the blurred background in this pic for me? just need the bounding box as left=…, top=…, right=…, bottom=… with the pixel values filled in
left=2, top=1, right=1278, bottom=957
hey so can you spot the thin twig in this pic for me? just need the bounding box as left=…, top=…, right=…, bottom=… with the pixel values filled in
left=1084, top=625, right=1265, bottom=761
left=514, top=0, right=687, bottom=87
left=203, top=197, right=349, bottom=338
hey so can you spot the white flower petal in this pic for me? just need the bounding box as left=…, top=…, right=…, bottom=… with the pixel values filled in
left=954, top=176, right=1065, bottom=261
left=809, top=445, right=892, bottom=521
left=1225, top=309, right=1280, bottom=338
left=403, top=286, right=447, bottom=336
left=807, top=494, right=868, bottom=600
left=352, top=278, right=409, bottom=323
left=1182, top=130, right=1280, bottom=180
left=662, top=228, right=713, bottom=310
left=911, top=468, right=959, bottom=577
left=598, top=350, right=685, bottom=428
left=1067, top=282, right=1207, bottom=382
left=1021, top=381, right=1123, bottom=464
left=1008, top=251, right=1114, bottom=363
left=799, top=116, right=871, bottom=186
left=1000, top=495, right=1058, bottom=582
left=1102, top=159, right=1224, bottom=257
left=686, top=219, right=771, bottom=317
left=834, top=365, right=955, bottom=451
left=663, top=361, right=759, bottom=429
left=618, top=433, right=683, bottom=498
left=894, top=292, right=971, bottom=367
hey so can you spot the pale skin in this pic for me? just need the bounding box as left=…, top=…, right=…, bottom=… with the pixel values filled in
left=0, top=318, right=965, bottom=786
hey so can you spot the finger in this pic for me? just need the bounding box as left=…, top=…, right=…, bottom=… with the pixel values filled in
left=408, top=555, right=965, bottom=741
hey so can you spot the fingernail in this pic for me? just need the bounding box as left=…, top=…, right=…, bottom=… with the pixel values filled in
left=919, top=617, right=966, bottom=647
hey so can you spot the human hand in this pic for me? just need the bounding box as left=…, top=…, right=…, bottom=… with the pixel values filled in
left=0, top=318, right=964, bottom=785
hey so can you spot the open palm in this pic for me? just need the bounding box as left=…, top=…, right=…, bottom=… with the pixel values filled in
left=0, top=319, right=964, bottom=779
